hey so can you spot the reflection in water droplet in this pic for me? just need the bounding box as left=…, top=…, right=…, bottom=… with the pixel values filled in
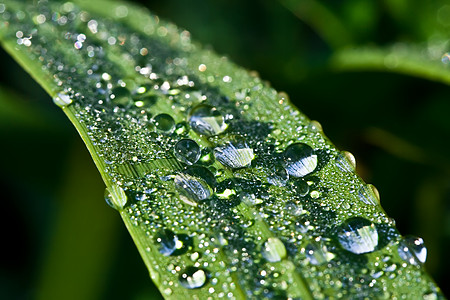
left=53, top=92, right=73, bottom=107
left=174, top=167, right=214, bottom=206
left=189, top=104, right=227, bottom=136
left=283, top=143, right=317, bottom=177
left=337, top=217, right=378, bottom=254
left=397, top=236, right=427, bottom=265
left=214, top=140, right=254, bottom=169
left=155, top=229, right=192, bottom=256
left=179, top=267, right=208, bottom=289
left=358, top=185, right=379, bottom=205
left=154, top=113, right=175, bottom=133
left=305, top=241, right=335, bottom=265
left=261, top=237, right=287, bottom=262
left=174, top=139, right=201, bottom=165
left=104, top=185, right=128, bottom=210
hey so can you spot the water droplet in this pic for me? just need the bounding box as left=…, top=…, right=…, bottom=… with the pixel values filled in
left=174, top=166, right=215, bottom=206
left=110, top=86, right=131, bottom=106
left=283, top=143, right=318, bottom=177
left=261, top=237, right=287, bottom=262
left=154, top=113, right=175, bottom=133
left=239, top=192, right=263, bottom=206
left=358, top=184, right=379, bottom=205
left=397, top=236, right=427, bottom=265
left=214, top=139, right=254, bottom=169
left=293, top=179, right=310, bottom=197
left=104, top=185, right=127, bottom=210
left=337, top=217, right=378, bottom=254
left=53, top=92, right=73, bottom=107
left=335, top=151, right=356, bottom=172
left=267, top=163, right=289, bottom=187
left=179, top=267, right=208, bottom=289
left=189, top=104, right=227, bottom=136
left=305, top=241, right=335, bottom=265
left=155, top=229, right=192, bottom=256
left=174, top=139, right=201, bottom=165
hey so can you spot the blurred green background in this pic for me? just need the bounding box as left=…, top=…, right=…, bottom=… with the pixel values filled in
left=0, top=0, right=449, bottom=299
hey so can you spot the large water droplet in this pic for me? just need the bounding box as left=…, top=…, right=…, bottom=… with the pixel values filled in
left=261, top=237, right=287, bottom=262
left=358, top=184, right=379, bottom=205
left=305, top=241, right=335, bottom=265
left=174, top=139, right=201, bottom=165
left=188, top=104, right=227, bottom=136
left=179, top=267, right=208, bottom=289
left=154, top=113, right=175, bottom=133
left=337, top=217, right=378, bottom=254
left=214, top=139, right=254, bottom=169
left=155, top=229, right=192, bottom=256
left=397, top=235, right=427, bottom=265
left=283, top=143, right=318, bottom=177
left=334, top=151, right=356, bottom=172
left=110, top=86, right=132, bottom=106
left=174, top=166, right=215, bottom=206
left=104, top=185, right=128, bottom=210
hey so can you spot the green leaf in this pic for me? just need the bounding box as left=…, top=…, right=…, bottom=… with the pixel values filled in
left=331, top=44, right=450, bottom=85
left=0, top=1, right=444, bottom=299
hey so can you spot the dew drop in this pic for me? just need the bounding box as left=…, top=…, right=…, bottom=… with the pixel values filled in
left=174, top=166, right=215, bottom=206
left=283, top=143, right=318, bottom=177
left=334, top=151, right=356, bottom=172
left=357, top=184, right=379, bottom=205
left=267, top=163, right=289, bottom=187
left=397, top=235, right=427, bottom=265
left=53, top=92, right=73, bottom=107
left=110, top=86, right=131, bottom=106
left=214, top=139, right=254, bottom=169
left=154, top=113, right=175, bottom=133
left=305, top=241, right=335, bottom=265
left=336, top=217, right=378, bottom=254
left=155, top=229, right=192, bottom=256
left=261, top=237, right=287, bottom=262
left=188, top=104, right=227, bottom=136
left=104, top=185, right=127, bottom=210
left=179, top=267, right=208, bottom=289
left=174, top=139, right=201, bottom=165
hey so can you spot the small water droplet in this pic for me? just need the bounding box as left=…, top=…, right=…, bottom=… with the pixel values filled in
left=189, top=104, right=227, bottom=136
left=174, top=139, right=201, bottom=165
left=337, top=217, right=378, bottom=254
left=154, top=113, right=175, bottom=133
left=214, top=139, right=254, bottom=169
left=305, top=241, right=335, bottom=265
left=179, top=267, right=208, bottom=289
left=283, top=143, right=318, bottom=177
left=267, top=163, right=289, bottom=187
left=104, top=185, right=127, bottom=210
left=53, top=92, right=73, bottom=107
left=397, top=235, right=427, bottom=265
left=155, top=229, right=192, bottom=256
left=261, top=237, right=287, bottom=262
left=239, top=192, right=262, bottom=206
left=174, top=166, right=215, bottom=205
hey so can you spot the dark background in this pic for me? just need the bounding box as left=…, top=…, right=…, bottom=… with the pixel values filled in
left=0, top=0, right=449, bottom=299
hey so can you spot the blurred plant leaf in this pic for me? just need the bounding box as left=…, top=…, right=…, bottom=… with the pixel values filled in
left=0, top=0, right=445, bottom=299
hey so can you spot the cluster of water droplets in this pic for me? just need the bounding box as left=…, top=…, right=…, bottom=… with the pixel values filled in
left=0, top=1, right=442, bottom=298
